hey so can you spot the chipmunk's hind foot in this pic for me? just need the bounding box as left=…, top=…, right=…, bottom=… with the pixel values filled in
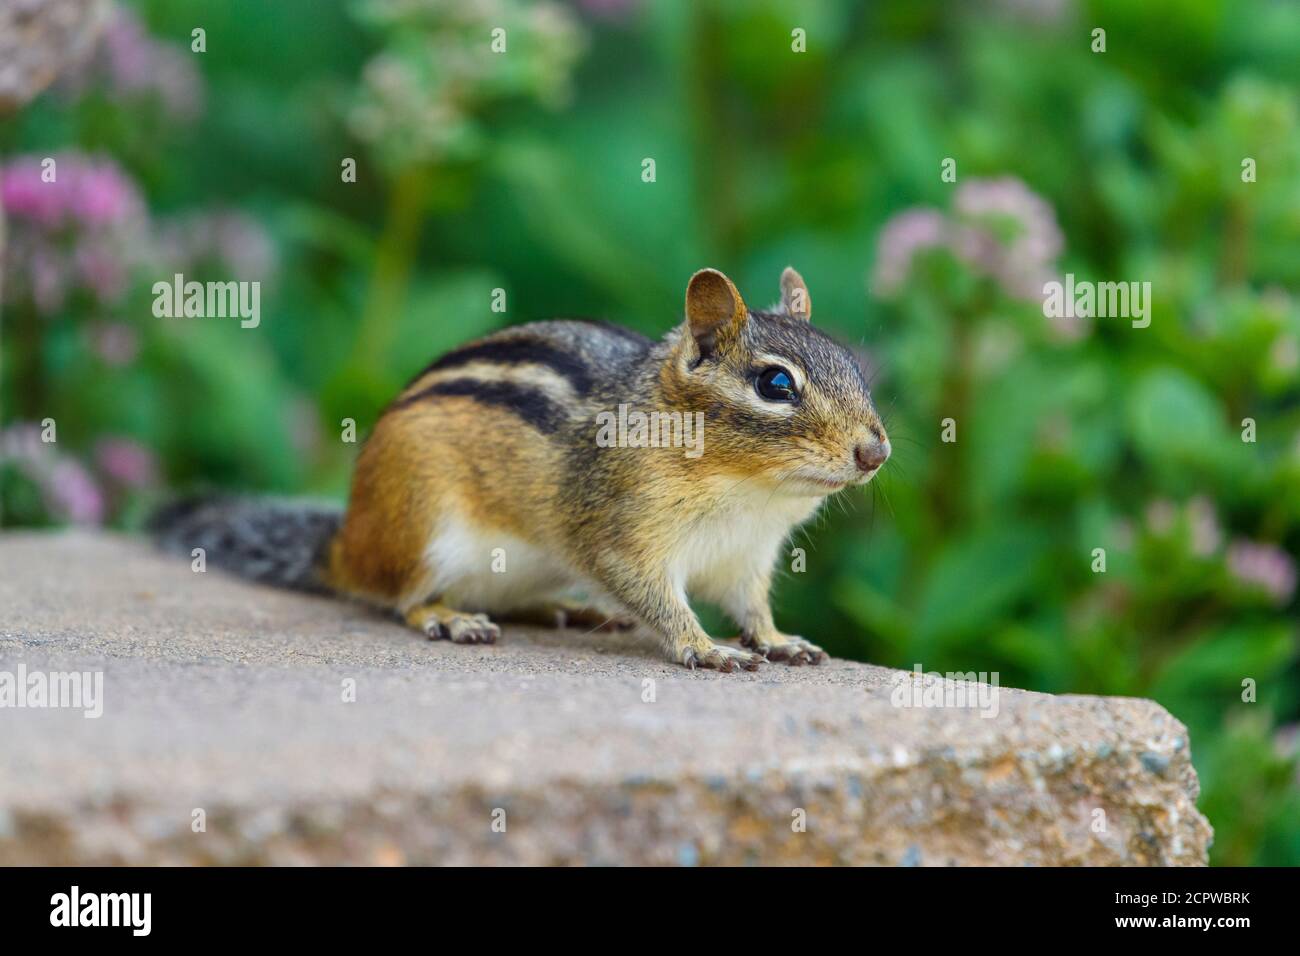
left=740, top=631, right=826, bottom=665
left=405, top=602, right=501, bottom=644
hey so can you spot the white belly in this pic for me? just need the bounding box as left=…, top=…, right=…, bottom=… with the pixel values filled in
left=672, top=489, right=821, bottom=602
left=419, top=517, right=580, bottom=613
left=414, top=490, right=821, bottom=615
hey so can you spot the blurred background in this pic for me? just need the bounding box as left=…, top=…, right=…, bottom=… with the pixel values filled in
left=2, top=0, right=1298, bottom=865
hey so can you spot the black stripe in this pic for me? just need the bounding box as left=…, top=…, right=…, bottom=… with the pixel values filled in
left=405, top=338, right=594, bottom=394
left=392, top=378, right=564, bottom=432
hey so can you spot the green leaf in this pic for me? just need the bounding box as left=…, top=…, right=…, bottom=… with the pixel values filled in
left=1151, top=624, right=1298, bottom=701
left=1126, top=366, right=1230, bottom=476
left=914, top=525, right=1048, bottom=649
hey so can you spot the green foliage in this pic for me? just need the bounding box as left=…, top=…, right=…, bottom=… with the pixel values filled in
left=2, top=0, right=1297, bottom=864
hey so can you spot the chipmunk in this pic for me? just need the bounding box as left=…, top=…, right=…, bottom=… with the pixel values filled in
left=153, top=268, right=890, bottom=671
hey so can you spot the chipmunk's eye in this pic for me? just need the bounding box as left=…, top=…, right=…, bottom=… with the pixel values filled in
left=756, top=366, right=798, bottom=402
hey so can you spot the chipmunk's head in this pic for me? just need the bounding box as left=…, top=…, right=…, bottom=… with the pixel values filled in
left=664, top=266, right=889, bottom=495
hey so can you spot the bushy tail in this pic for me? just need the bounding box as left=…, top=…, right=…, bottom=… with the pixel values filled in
left=149, top=495, right=342, bottom=594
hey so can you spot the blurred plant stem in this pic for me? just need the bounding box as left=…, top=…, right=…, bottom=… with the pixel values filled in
left=1220, top=198, right=1251, bottom=285
left=351, top=166, right=433, bottom=378
left=929, top=300, right=979, bottom=534
left=686, top=4, right=739, bottom=262
left=12, top=305, right=47, bottom=421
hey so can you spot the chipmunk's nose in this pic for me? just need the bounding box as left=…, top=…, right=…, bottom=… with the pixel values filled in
left=854, top=432, right=890, bottom=473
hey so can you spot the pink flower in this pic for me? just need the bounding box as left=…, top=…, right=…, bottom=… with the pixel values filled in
left=90, top=322, right=141, bottom=366
left=1144, top=498, right=1177, bottom=535
left=73, top=241, right=131, bottom=302
left=0, top=158, right=65, bottom=227
left=153, top=209, right=278, bottom=281
left=94, top=438, right=158, bottom=489
left=1227, top=539, right=1297, bottom=605
left=57, top=5, right=205, bottom=121
left=0, top=153, right=143, bottom=230
left=71, top=163, right=143, bottom=226
left=28, top=244, right=68, bottom=313
left=955, top=177, right=1063, bottom=256
left=870, top=177, right=1063, bottom=304
left=953, top=177, right=1063, bottom=300
left=0, top=424, right=105, bottom=525
left=0, top=153, right=148, bottom=314
left=48, top=460, right=106, bottom=524
left=870, top=209, right=948, bottom=296
left=1187, top=496, right=1221, bottom=558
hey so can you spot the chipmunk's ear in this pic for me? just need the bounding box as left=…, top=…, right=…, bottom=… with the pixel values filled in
left=779, top=266, right=811, bottom=322
left=685, top=268, right=748, bottom=358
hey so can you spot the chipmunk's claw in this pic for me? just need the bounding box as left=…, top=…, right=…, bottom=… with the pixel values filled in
left=680, top=641, right=764, bottom=672
left=740, top=632, right=827, bottom=666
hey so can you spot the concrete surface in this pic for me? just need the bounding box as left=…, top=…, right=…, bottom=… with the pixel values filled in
left=0, top=531, right=1212, bottom=865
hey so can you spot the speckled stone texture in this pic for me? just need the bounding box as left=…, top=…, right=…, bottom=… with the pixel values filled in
left=0, top=531, right=1211, bottom=865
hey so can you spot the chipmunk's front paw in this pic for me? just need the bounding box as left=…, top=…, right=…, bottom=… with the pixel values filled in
left=405, top=603, right=501, bottom=644
left=677, top=639, right=764, bottom=673
left=740, top=631, right=827, bottom=666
